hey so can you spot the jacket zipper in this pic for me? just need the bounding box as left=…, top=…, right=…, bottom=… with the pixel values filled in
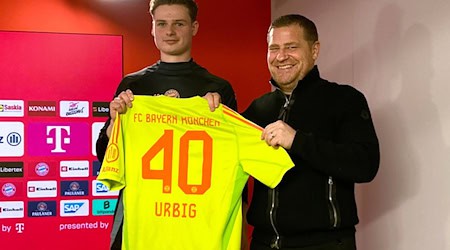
left=269, top=188, right=280, bottom=249
left=277, top=94, right=291, bottom=120
left=328, top=176, right=338, bottom=228
left=269, top=93, right=292, bottom=249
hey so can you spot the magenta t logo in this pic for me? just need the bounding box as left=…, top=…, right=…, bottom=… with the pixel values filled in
left=46, top=126, right=70, bottom=153
left=28, top=122, right=89, bottom=156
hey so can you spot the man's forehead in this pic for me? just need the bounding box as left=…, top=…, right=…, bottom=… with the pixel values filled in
left=154, top=18, right=189, bottom=23
left=153, top=5, right=190, bottom=18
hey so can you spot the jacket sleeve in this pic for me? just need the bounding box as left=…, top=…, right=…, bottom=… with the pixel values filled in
left=289, top=86, right=380, bottom=183
left=220, top=81, right=238, bottom=111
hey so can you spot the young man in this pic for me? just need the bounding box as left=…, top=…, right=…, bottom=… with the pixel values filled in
left=242, top=14, right=380, bottom=250
left=96, top=1, right=236, bottom=249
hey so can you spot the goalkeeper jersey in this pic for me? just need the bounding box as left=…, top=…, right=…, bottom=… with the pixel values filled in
left=97, top=95, right=294, bottom=250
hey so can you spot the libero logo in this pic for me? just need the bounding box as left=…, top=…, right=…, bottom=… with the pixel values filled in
left=0, top=201, right=24, bottom=219
left=92, top=102, right=110, bottom=117
left=60, top=160, right=89, bottom=177
left=60, top=199, right=89, bottom=217
left=28, top=201, right=57, bottom=217
left=0, top=162, right=24, bottom=178
left=60, top=100, right=89, bottom=118
left=27, top=180, right=57, bottom=198
left=0, top=122, right=24, bottom=157
left=28, top=101, right=57, bottom=116
left=0, top=100, right=24, bottom=117
left=27, top=122, right=89, bottom=156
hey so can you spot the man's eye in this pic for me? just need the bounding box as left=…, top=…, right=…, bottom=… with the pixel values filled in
left=269, top=47, right=279, bottom=52
left=175, top=23, right=185, bottom=27
left=287, top=46, right=297, bottom=50
left=156, top=23, right=166, bottom=27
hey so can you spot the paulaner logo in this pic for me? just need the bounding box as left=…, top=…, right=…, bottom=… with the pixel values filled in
left=61, top=180, right=88, bottom=196
left=28, top=201, right=56, bottom=217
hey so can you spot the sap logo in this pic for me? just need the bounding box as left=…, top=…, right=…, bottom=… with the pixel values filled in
left=96, top=183, right=109, bottom=193
left=0, top=136, right=3, bottom=143
left=64, top=203, right=84, bottom=213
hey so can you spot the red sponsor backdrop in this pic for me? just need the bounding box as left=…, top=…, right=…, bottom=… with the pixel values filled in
left=0, top=31, right=122, bottom=250
left=0, top=0, right=271, bottom=112
left=0, top=1, right=271, bottom=248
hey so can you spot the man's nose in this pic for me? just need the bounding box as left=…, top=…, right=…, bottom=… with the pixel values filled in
left=276, top=48, right=289, bottom=61
left=166, top=25, right=176, bottom=35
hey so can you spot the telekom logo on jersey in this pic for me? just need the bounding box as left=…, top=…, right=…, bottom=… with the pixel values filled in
left=28, top=123, right=89, bottom=156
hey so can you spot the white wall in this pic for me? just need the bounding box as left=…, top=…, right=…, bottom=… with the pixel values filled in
left=271, top=0, right=450, bottom=249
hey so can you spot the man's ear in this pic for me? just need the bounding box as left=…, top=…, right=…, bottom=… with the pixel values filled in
left=192, top=21, right=199, bottom=36
left=312, top=41, right=320, bottom=60
left=151, top=24, right=155, bottom=37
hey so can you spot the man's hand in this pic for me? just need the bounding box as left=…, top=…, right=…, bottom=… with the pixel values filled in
left=110, top=89, right=134, bottom=121
left=106, top=89, right=134, bottom=138
left=261, top=120, right=296, bottom=150
left=203, top=92, right=221, bottom=111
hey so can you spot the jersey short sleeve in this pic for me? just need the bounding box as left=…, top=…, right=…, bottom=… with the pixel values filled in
left=97, top=113, right=125, bottom=191
left=221, top=106, right=294, bottom=188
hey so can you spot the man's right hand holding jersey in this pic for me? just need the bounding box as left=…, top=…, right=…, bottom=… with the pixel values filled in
left=106, top=89, right=222, bottom=138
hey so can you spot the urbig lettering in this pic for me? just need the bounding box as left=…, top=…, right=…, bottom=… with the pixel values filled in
left=154, top=202, right=196, bottom=218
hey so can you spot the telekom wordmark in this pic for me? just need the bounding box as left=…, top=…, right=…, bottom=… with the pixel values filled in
left=28, top=122, right=89, bottom=156
left=46, top=126, right=71, bottom=153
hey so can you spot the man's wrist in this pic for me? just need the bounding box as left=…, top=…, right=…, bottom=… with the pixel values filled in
left=106, top=121, right=114, bottom=138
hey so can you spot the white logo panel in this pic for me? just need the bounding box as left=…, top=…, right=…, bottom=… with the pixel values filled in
left=60, top=199, right=89, bottom=217
left=92, top=180, right=119, bottom=196
left=0, top=201, right=24, bottom=218
left=0, top=122, right=24, bottom=157
left=92, top=122, right=105, bottom=157
left=0, top=100, right=24, bottom=117
left=60, top=160, right=89, bottom=177
left=27, top=181, right=57, bottom=198
left=59, top=101, right=89, bottom=118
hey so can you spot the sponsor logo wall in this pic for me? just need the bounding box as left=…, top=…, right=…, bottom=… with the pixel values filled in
left=0, top=31, right=122, bottom=250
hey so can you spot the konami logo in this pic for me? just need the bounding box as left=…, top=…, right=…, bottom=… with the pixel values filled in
left=28, top=101, right=57, bottom=116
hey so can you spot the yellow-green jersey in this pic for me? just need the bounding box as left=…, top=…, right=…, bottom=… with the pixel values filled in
left=98, top=95, right=294, bottom=250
